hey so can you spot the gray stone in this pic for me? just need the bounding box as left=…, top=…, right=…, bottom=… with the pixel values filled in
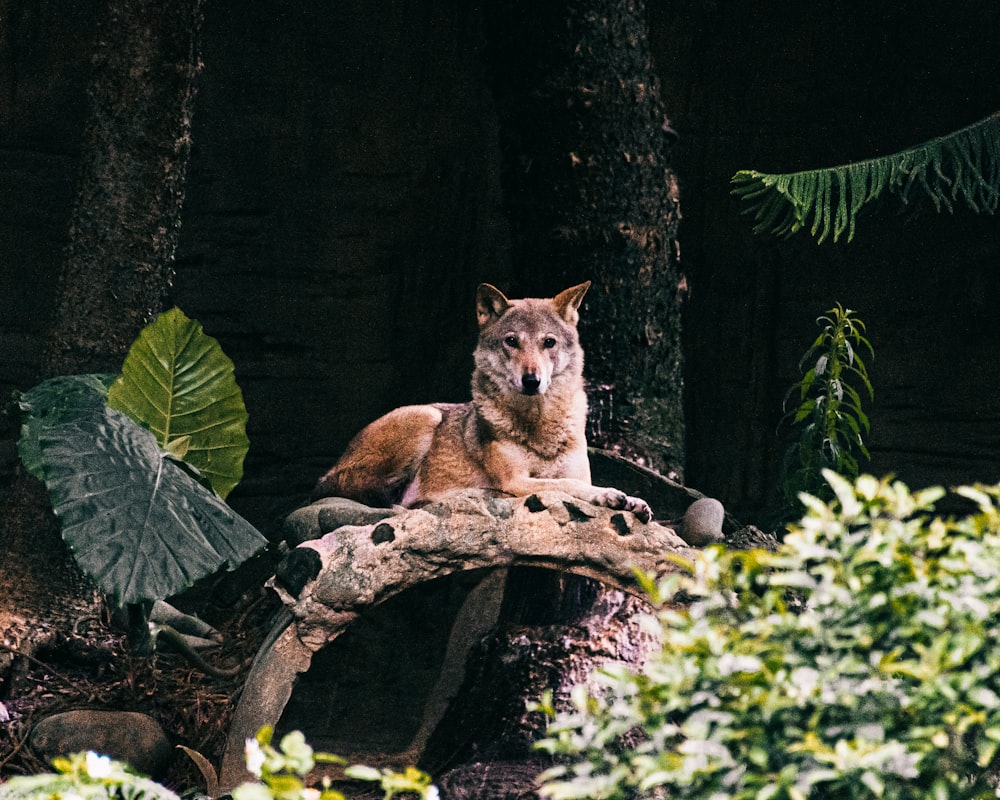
left=29, top=710, right=172, bottom=779
left=283, top=497, right=397, bottom=546
left=680, top=497, right=726, bottom=546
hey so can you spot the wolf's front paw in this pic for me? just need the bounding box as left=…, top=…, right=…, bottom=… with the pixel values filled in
left=623, top=494, right=652, bottom=523
left=592, top=487, right=653, bottom=523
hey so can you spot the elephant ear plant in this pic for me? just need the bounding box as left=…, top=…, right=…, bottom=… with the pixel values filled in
left=17, top=308, right=266, bottom=648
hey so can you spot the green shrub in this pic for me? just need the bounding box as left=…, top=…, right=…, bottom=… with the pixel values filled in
left=0, top=751, right=180, bottom=800
left=776, top=304, right=873, bottom=521
left=536, top=471, right=1000, bottom=800
left=0, top=729, right=438, bottom=800
left=235, top=726, right=438, bottom=800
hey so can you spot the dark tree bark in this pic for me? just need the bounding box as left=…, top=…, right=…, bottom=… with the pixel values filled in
left=44, top=0, right=204, bottom=375
left=427, top=2, right=684, bottom=793
left=486, top=0, right=684, bottom=478
left=0, top=0, right=204, bottom=698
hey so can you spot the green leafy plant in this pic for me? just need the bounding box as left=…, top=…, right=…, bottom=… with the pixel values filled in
left=232, top=726, right=438, bottom=800
left=0, top=729, right=438, bottom=800
left=16, top=373, right=117, bottom=479
left=108, top=307, right=250, bottom=500
left=776, top=303, right=873, bottom=517
left=536, top=470, right=1000, bottom=800
left=0, top=750, right=179, bottom=800
left=232, top=728, right=346, bottom=800
left=731, top=110, right=1000, bottom=243
left=16, top=309, right=266, bottom=609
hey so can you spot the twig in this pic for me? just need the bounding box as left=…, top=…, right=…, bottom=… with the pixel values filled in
left=0, top=641, right=82, bottom=692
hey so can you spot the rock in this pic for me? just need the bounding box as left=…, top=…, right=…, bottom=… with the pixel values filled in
left=29, top=710, right=172, bottom=779
left=283, top=497, right=397, bottom=547
left=680, top=497, right=726, bottom=546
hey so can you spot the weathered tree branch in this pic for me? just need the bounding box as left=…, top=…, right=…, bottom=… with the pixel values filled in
left=285, top=490, right=690, bottom=647
left=219, top=489, right=693, bottom=787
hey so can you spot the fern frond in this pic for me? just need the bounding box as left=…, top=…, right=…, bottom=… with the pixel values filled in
left=732, top=110, right=1000, bottom=243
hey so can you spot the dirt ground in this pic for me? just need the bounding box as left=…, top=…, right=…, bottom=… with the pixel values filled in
left=0, top=547, right=283, bottom=793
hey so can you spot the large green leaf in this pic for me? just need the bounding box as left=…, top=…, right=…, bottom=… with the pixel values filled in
left=17, top=374, right=117, bottom=481
left=41, top=406, right=267, bottom=606
left=732, top=110, right=1000, bottom=243
left=108, top=308, right=249, bottom=499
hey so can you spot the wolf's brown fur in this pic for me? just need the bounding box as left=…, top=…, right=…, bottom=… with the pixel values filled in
left=314, top=282, right=652, bottom=521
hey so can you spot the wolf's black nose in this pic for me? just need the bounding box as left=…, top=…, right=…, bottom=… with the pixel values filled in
left=521, top=374, right=541, bottom=394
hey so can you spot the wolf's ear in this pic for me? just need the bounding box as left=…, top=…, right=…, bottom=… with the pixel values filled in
left=476, top=284, right=510, bottom=328
left=552, top=281, right=591, bottom=326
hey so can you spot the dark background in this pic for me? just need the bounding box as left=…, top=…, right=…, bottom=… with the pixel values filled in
left=2, top=0, right=999, bottom=529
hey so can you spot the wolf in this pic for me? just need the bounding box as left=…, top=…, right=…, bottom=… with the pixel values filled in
left=313, top=282, right=652, bottom=522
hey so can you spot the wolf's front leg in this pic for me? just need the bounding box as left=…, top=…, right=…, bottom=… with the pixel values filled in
left=518, top=476, right=653, bottom=522
left=483, top=442, right=654, bottom=522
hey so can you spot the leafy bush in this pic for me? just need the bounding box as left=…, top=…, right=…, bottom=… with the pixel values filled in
left=0, top=751, right=179, bottom=800
left=234, top=726, right=438, bottom=800
left=536, top=471, right=1000, bottom=800
left=776, top=304, right=873, bottom=519
left=0, top=729, right=437, bottom=800
left=17, top=308, right=265, bottom=608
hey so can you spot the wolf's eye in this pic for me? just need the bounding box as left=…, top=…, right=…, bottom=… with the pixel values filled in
left=504, top=335, right=519, bottom=349
left=542, top=337, right=557, bottom=349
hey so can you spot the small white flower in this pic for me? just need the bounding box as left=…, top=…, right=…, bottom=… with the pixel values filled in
left=302, top=788, right=321, bottom=800
left=717, top=652, right=761, bottom=676
left=424, top=786, right=440, bottom=800
left=85, top=752, right=112, bottom=779
left=244, top=738, right=266, bottom=778
left=232, top=783, right=274, bottom=800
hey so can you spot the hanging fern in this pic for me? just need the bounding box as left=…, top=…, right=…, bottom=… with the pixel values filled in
left=731, top=110, right=1000, bottom=243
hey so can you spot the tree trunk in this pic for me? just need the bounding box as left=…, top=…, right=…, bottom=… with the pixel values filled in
left=486, top=0, right=684, bottom=477
left=0, top=0, right=204, bottom=710
left=44, top=0, right=204, bottom=375
left=427, top=2, right=684, bottom=793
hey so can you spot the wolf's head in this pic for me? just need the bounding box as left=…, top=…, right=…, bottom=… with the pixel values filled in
left=474, top=282, right=590, bottom=397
